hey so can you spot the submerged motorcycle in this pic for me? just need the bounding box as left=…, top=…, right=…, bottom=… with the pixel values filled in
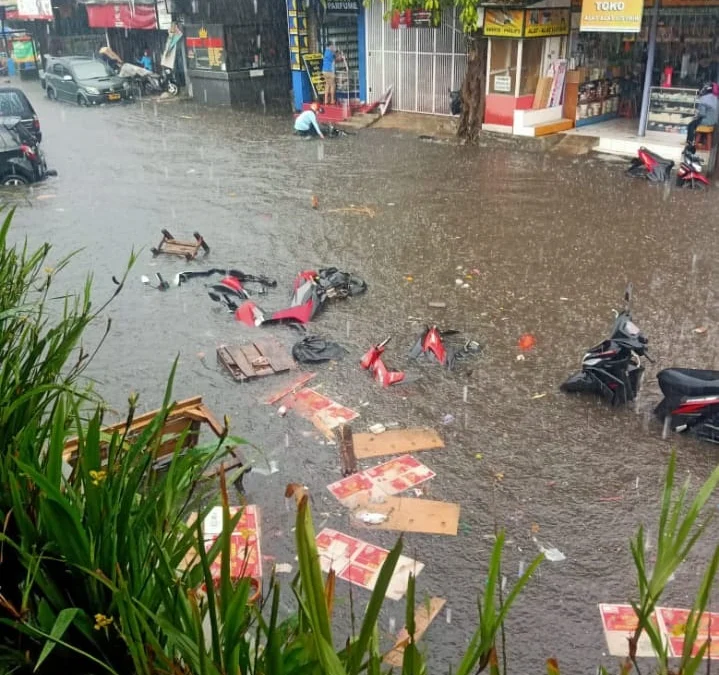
left=561, top=284, right=651, bottom=405
left=627, top=147, right=674, bottom=183
left=676, top=143, right=710, bottom=189
left=655, top=368, right=719, bottom=444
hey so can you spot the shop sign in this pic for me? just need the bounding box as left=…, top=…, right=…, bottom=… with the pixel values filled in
left=12, top=39, right=35, bottom=63
left=325, top=0, right=360, bottom=13
left=302, top=52, right=326, bottom=97
left=580, top=0, right=644, bottom=33
left=186, top=25, right=226, bottom=72
left=483, top=9, right=524, bottom=38
left=389, top=9, right=440, bottom=29
left=494, top=75, right=512, bottom=92
left=524, top=9, right=570, bottom=37
left=16, top=0, right=52, bottom=21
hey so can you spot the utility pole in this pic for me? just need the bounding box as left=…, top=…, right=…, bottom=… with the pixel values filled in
left=637, top=0, right=660, bottom=137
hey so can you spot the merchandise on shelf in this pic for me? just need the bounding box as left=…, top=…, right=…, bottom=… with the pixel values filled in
left=646, top=86, right=697, bottom=135
left=575, top=77, right=619, bottom=127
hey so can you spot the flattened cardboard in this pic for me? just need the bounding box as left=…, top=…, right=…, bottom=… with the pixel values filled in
left=384, top=597, right=446, bottom=667
left=353, top=428, right=444, bottom=459
left=657, top=607, right=719, bottom=659
left=279, top=387, right=359, bottom=438
left=327, top=455, right=435, bottom=506
left=316, top=528, right=423, bottom=600
left=599, top=604, right=663, bottom=658
left=351, top=495, right=459, bottom=536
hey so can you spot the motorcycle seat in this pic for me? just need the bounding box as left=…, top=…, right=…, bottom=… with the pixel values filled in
left=658, top=368, right=719, bottom=397
left=640, top=147, right=674, bottom=166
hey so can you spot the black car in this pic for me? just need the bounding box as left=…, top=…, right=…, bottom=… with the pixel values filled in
left=0, top=87, right=41, bottom=142
left=0, top=117, right=52, bottom=186
left=45, top=56, right=130, bottom=105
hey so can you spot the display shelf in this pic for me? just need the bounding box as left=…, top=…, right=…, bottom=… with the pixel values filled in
left=575, top=77, right=619, bottom=126
left=647, top=86, right=696, bottom=134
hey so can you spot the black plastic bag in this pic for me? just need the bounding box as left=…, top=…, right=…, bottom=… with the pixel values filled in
left=292, top=336, right=348, bottom=363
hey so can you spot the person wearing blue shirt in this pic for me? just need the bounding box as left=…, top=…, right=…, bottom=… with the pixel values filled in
left=322, top=42, right=338, bottom=106
left=294, top=102, right=325, bottom=139
left=138, top=49, right=153, bottom=72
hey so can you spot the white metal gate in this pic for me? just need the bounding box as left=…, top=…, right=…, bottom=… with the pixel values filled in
left=365, top=1, right=467, bottom=115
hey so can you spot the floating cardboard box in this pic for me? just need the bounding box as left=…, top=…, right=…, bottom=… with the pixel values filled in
left=351, top=494, right=459, bottom=536
left=353, top=428, right=444, bottom=460
left=384, top=597, right=446, bottom=666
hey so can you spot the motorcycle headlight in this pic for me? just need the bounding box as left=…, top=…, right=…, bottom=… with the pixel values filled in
left=84, top=86, right=99, bottom=95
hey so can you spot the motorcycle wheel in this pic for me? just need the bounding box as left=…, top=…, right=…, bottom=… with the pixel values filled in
left=166, top=82, right=179, bottom=96
left=560, top=371, right=597, bottom=394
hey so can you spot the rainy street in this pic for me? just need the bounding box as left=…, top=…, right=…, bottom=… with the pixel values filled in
left=8, top=80, right=719, bottom=673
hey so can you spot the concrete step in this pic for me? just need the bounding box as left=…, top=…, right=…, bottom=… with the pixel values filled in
left=534, top=118, right=574, bottom=137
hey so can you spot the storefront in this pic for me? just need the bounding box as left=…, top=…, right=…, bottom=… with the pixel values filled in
left=569, top=0, right=719, bottom=136
left=481, top=3, right=572, bottom=136
left=180, top=0, right=290, bottom=107
left=288, top=0, right=366, bottom=112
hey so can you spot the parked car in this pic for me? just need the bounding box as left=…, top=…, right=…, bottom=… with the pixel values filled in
left=0, top=87, right=41, bottom=142
left=0, top=116, right=53, bottom=186
left=45, top=56, right=131, bottom=106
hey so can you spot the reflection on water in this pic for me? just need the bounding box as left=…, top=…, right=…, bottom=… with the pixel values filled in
left=8, top=83, right=719, bottom=674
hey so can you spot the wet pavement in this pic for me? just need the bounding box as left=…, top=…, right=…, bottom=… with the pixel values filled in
left=7, top=80, right=719, bottom=674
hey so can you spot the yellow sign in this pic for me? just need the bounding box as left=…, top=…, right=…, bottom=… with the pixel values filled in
left=483, top=9, right=524, bottom=37
left=524, top=9, right=570, bottom=37
left=580, top=0, right=644, bottom=32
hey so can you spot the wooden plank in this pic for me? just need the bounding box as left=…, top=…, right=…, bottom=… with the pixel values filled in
left=383, top=597, right=446, bottom=667
left=264, top=372, right=317, bottom=404
left=240, top=343, right=273, bottom=377
left=255, top=338, right=295, bottom=374
left=353, top=428, right=444, bottom=460
left=220, top=345, right=254, bottom=381
left=335, top=424, right=357, bottom=476
left=351, top=495, right=460, bottom=536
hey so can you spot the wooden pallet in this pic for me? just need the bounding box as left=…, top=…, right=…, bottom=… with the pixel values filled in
left=63, top=396, right=224, bottom=465
left=217, top=338, right=296, bottom=382
left=151, top=228, right=210, bottom=261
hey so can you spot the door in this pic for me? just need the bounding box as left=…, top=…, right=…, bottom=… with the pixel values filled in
left=365, top=1, right=468, bottom=115
left=52, top=63, right=69, bottom=100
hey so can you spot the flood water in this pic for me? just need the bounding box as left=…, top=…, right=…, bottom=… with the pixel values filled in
left=8, top=81, right=719, bottom=674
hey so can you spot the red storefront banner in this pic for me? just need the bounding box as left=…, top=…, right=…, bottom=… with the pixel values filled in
left=8, top=0, right=53, bottom=22
left=86, top=3, right=158, bottom=30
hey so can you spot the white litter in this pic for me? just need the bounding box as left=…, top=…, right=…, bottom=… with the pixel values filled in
left=369, top=423, right=386, bottom=434
left=533, top=537, right=566, bottom=562
left=355, top=511, right=389, bottom=525
left=275, top=563, right=293, bottom=574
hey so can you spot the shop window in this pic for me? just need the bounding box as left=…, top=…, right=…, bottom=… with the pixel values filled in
left=489, top=39, right=518, bottom=95
left=519, top=39, right=544, bottom=97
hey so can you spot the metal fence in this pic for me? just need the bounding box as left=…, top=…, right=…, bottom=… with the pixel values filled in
left=365, top=1, right=467, bottom=115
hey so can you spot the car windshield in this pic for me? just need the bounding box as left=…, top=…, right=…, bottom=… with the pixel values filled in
left=72, top=61, right=112, bottom=79
left=0, top=91, right=28, bottom=117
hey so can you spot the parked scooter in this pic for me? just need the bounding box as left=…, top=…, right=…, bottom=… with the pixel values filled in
left=159, top=67, right=179, bottom=96
left=655, top=368, right=719, bottom=444
left=676, top=143, right=710, bottom=189
left=627, top=147, right=674, bottom=182
left=561, top=284, right=651, bottom=405
left=119, top=63, right=161, bottom=98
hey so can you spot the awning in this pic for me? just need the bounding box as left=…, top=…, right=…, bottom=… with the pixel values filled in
left=8, top=0, right=53, bottom=21
left=86, top=3, right=158, bottom=29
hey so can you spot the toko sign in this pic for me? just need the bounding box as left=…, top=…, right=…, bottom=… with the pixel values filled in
left=580, top=0, right=644, bottom=32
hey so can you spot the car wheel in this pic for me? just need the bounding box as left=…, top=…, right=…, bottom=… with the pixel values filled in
left=46, top=86, right=56, bottom=101
left=2, top=174, right=28, bottom=186
left=77, top=93, right=89, bottom=106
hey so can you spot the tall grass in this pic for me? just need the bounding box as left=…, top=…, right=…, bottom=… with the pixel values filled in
left=2, top=208, right=717, bottom=675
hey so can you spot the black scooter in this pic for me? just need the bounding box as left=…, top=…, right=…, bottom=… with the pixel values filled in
left=655, top=368, right=719, bottom=444
left=561, top=284, right=651, bottom=405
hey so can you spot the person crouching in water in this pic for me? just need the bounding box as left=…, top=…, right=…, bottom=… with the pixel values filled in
left=294, top=102, right=325, bottom=139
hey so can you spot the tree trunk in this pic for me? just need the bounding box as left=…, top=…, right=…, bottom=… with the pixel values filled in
left=457, top=36, right=487, bottom=142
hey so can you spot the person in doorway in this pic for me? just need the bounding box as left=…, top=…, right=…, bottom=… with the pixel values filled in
left=322, top=41, right=341, bottom=106
left=138, top=48, right=153, bottom=72
left=687, top=82, right=718, bottom=148
left=294, top=102, right=325, bottom=139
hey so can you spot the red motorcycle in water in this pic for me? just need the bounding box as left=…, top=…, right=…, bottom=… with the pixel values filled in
left=655, top=369, right=719, bottom=444
left=627, top=144, right=709, bottom=189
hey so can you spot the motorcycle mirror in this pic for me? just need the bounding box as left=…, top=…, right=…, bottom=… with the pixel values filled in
left=624, top=282, right=633, bottom=309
